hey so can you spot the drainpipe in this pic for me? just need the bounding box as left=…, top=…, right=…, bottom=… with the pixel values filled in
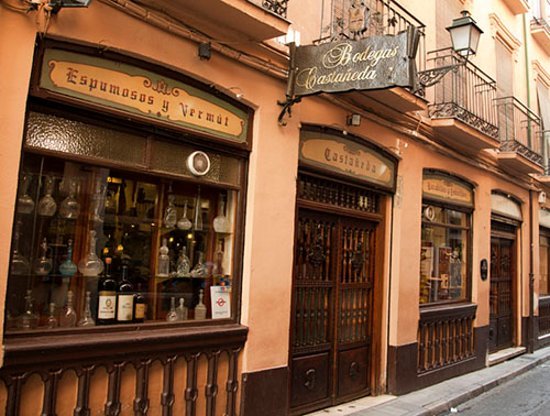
left=523, top=16, right=536, bottom=354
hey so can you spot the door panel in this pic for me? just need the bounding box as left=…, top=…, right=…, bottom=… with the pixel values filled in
left=337, top=347, right=369, bottom=398
left=291, top=353, right=331, bottom=408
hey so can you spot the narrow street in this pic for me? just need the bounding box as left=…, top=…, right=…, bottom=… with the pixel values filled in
left=441, top=363, right=550, bottom=416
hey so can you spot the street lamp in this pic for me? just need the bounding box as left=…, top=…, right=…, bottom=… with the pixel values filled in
left=417, top=10, right=483, bottom=90
left=447, top=11, right=483, bottom=57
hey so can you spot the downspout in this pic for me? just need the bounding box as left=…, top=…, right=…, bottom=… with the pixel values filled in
left=523, top=16, right=535, bottom=354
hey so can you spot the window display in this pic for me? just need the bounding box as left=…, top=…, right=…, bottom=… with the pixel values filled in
left=6, top=113, right=241, bottom=333
left=419, top=204, right=470, bottom=305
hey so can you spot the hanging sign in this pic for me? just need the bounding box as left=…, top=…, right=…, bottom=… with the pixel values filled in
left=290, top=29, right=419, bottom=97
left=38, top=48, right=249, bottom=144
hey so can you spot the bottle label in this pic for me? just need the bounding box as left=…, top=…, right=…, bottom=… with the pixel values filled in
left=98, top=292, right=116, bottom=320
left=134, top=303, right=146, bottom=320
left=117, top=294, right=134, bottom=321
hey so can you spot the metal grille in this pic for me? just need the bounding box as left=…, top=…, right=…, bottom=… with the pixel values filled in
left=261, top=0, right=288, bottom=18
left=298, top=174, right=379, bottom=214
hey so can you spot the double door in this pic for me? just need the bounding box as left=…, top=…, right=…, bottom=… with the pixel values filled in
left=289, top=209, right=376, bottom=414
left=489, top=234, right=515, bottom=352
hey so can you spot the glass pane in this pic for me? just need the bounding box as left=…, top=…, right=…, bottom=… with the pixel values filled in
left=6, top=152, right=237, bottom=332
left=420, top=206, right=469, bottom=305
left=540, top=235, right=549, bottom=296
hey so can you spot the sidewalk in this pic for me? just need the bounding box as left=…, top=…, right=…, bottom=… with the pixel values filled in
left=306, top=345, right=550, bottom=416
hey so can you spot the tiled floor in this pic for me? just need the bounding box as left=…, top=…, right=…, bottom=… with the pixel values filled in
left=305, top=395, right=396, bottom=416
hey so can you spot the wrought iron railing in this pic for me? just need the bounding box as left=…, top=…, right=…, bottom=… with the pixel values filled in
left=260, top=0, right=288, bottom=18
left=315, top=0, right=426, bottom=72
left=417, top=304, right=476, bottom=374
left=426, top=48, right=499, bottom=139
left=494, top=97, right=543, bottom=165
left=531, top=16, right=550, bottom=33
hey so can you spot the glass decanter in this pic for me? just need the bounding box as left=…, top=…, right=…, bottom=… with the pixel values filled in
left=60, top=290, right=77, bottom=328
left=17, top=290, right=38, bottom=330
left=78, top=230, right=104, bottom=277
left=37, top=176, right=57, bottom=217
left=194, top=289, right=207, bottom=320
left=193, top=187, right=203, bottom=231
left=59, top=179, right=80, bottom=219
left=176, top=298, right=187, bottom=321
left=17, top=174, right=35, bottom=214
left=90, top=179, right=107, bottom=223
left=46, top=302, right=58, bottom=329
left=176, top=246, right=191, bottom=277
left=10, top=221, right=30, bottom=276
left=166, top=297, right=178, bottom=322
left=77, top=291, right=96, bottom=327
left=212, top=241, right=224, bottom=276
left=190, top=251, right=207, bottom=278
left=59, top=239, right=78, bottom=277
left=164, top=193, right=177, bottom=229
left=177, top=200, right=192, bottom=230
left=157, top=238, right=171, bottom=277
left=34, top=238, right=53, bottom=276
left=213, top=195, right=231, bottom=233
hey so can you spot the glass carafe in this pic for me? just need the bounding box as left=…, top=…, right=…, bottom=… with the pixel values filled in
left=213, top=194, right=231, bottom=233
left=176, top=246, right=191, bottom=277
left=194, top=289, right=207, bottom=320
left=60, top=290, right=77, bottom=328
left=77, top=291, right=96, bottom=327
left=10, top=221, right=30, bottom=276
left=176, top=298, right=187, bottom=320
left=46, top=302, right=58, bottom=329
left=164, top=194, right=177, bottom=229
left=59, top=179, right=80, bottom=219
left=177, top=200, right=192, bottom=230
left=190, top=251, right=207, bottom=278
left=78, top=230, right=104, bottom=277
left=59, top=239, right=78, bottom=277
left=212, top=241, right=224, bottom=276
left=34, top=238, right=53, bottom=276
left=17, top=290, right=39, bottom=330
left=90, top=179, right=106, bottom=223
left=37, top=176, right=57, bottom=217
left=166, top=297, right=178, bottom=322
left=157, top=238, right=171, bottom=277
left=17, top=174, right=35, bottom=214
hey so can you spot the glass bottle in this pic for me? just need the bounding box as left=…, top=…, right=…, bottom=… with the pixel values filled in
left=190, top=251, right=207, bottom=278
left=59, top=239, right=78, bottom=277
left=91, top=179, right=106, bottom=223
left=213, top=194, right=231, bottom=233
left=97, top=257, right=116, bottom=325
left=176, top=246, right=191, bottom=277
left=77, top=291, right=96, bottom=327
left=37, top=176, right=57, bottom=217
left=46, top=302, right=58, bottom=329
left=177, top=200, right=192, bottom=230
left=212, top=241, right=224, bottom=276
left=60, top=290, right=77, bottom=328
left=78, top=230, right=104, bottom=277
left=176, top=298, right=187, bottom=321
left=17, top=290, right=38, bottom=330
left=157, top=238, right=170, bottom=277
left=193, top=186, right=203, bottom=231
left=59, top=179, right=80, bottom=219
left=17, top=174, right=35, bottom=214
left=34, top=238, right=53, bottom=276
left=11, top=221, right=30, bottom=276
left=164, top=194, right=177, bottom=229
left=133, top=284, right=146, bottom=323
left=116, top=265, right=134, bottom=323
left=194, top=289, right=207, bottom=320
left=166, top=297, right=178, bottom=322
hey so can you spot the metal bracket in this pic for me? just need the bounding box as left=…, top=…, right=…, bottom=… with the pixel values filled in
left=417, top=64, right=462, bottom=89
left=277, top=95, right=302, bottom=126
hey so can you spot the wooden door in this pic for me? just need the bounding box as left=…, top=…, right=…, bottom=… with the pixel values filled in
left=290, top=209, right=375, bottom=413
left=489, top=236, right=515, bottom=352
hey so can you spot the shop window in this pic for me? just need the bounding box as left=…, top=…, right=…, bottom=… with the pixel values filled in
left=540, top=232, right=550, bottom=296
left=6, top=111, right=243, bottom=332
left=419, top=204, right=470, bottom=305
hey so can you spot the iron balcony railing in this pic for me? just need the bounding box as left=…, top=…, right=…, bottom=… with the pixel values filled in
left=426, top=48, right=499, bottom=139
left=260, top=0, right=288, bottom=18
left=316, top=0, right=426, bottom=72
left=531, top=15, right=550, bottom=33
left=494, top=96, right=543, bottom=165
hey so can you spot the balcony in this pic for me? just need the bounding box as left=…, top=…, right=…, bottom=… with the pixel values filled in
left=425, top=48, right=499, bottom=155
left=135, top=0, right=290, bottom=43
left=494, top=97, right=544, bottom=175
left=531, top=17, right=550, bottom=55
left=502, top=0, right=530, bottom=14
left=338, top=0, right=428, bottom=114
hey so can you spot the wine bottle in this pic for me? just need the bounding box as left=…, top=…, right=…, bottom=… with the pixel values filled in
left=133, top=283, right=146, bottom=323
left=116, top=265, right=134, bottom=322
left=97, top=257, right=116, bottom=325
